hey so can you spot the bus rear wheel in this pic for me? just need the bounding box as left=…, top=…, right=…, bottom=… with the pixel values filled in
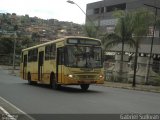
left=28, top=73, right=36, bottom=85
left=80, top=84, right=89, bottom=91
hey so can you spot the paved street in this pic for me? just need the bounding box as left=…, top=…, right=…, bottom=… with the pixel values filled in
left=0, top=67, right=160, bottom=119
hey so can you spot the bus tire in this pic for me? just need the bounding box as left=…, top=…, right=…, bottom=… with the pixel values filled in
left=28, top=72, right=36, bottom=85
left=28, top=72, right=32, bottom=85
left=80, top=84, right=89, bottom=91
left=50, top=73, right=60, bottom=90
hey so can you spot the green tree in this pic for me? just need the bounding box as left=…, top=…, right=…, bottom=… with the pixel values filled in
left=31, top=32, right=40, bottom=42
left=0, top=37, right=14, bottom=54
left=84, top=23, right=99, bottom=38
left=102, top=9, right=153, bottom=85
left=21, top=36, right=32, bottom=48
left=103, top=11, right=135, bottom=80
left=132, top=9, right=153, bottom=87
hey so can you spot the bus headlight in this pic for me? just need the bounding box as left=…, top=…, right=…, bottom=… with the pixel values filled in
left=99, top=75, right=103, bottom=78
left=68, top=74, right=73, bottom=78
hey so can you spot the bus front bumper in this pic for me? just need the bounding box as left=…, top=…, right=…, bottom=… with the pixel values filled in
left=62, top=76, right=104, bottom=85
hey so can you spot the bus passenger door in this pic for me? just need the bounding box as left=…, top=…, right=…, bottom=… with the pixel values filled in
left=38, top=51, right=44, bottom=81
left=23, top=55, right=27, bottom=79
left=56, top=48, right=64, bottom=83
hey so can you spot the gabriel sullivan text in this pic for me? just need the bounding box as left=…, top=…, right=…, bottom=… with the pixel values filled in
left=120, top=114, right=160, bottom=120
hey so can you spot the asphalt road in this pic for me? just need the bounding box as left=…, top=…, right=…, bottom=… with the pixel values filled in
left=0, top=67, right=160, bottom=119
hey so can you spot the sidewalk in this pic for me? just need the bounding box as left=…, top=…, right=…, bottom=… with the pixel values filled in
left=0, top=65, right=20, bottom=76
left=102, top=81, right=160, bottom=93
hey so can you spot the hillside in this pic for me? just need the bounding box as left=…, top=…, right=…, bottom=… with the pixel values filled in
left=0, top=13, right=84, bottom=41
left=0, top=13, right=85, bottom=65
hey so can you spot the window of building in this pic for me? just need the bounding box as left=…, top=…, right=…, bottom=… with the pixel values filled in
left=106, top=3, right=126, bottom=12
left=94, top=8, right=100, bottom=14
left=148, top=27, right=160, bottom=37
left=106, top=26, right=115, bottom=33
left=101, top=7, right=105, bottom=13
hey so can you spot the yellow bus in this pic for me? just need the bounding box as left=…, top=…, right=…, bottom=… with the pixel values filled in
left=20, top=36, right=104, bottom=91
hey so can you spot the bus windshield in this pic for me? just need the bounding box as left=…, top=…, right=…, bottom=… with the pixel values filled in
left=66, top=45, right=102, bottom=68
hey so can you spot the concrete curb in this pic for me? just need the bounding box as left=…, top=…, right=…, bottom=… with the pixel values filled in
left=99, top=81, right=160, bottom=93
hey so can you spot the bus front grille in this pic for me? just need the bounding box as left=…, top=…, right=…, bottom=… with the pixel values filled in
left=76, top=75, right=97, bottom=80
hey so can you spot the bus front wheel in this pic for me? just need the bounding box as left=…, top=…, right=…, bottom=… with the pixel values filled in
left=80, top=84, right=89, bottom=91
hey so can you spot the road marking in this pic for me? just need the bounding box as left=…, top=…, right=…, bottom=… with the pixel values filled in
left=0, top=96, right=35, bottom=120
left=0, top=106, right=16, bottom=120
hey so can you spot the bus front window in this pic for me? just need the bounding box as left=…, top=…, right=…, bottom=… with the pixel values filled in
left=67, top=46, right=102, bottom=68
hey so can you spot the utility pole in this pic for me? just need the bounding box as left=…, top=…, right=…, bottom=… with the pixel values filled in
left=12, top=24, right=18, bottom=74
left=12, top=32, right=17, bottom=74
left=144, top=3, right=160, bottom=84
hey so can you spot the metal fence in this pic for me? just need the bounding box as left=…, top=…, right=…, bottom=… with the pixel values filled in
left=104, top=57, right=160, bottom=86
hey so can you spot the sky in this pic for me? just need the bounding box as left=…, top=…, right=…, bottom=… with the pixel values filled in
left=0, top=0, right=99, bottom=24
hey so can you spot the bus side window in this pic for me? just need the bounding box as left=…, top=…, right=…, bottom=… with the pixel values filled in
left=45, top=44, right=56, bottom=60
left=28, top=50, right=32, bottom=62
left=50, top=44, right=56, bottom=60
left=28, top=49, right=37, bottom=62
left=33, top=49, right=38, bottom=61
left=24, top=55, right=27, bottom=67
left=45, top=45, right=51, bottom=60
left=57, top=47, right=64, bottom=65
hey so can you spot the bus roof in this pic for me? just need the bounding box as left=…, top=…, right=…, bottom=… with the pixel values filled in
left=22, top=36, right=101, bottom=52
